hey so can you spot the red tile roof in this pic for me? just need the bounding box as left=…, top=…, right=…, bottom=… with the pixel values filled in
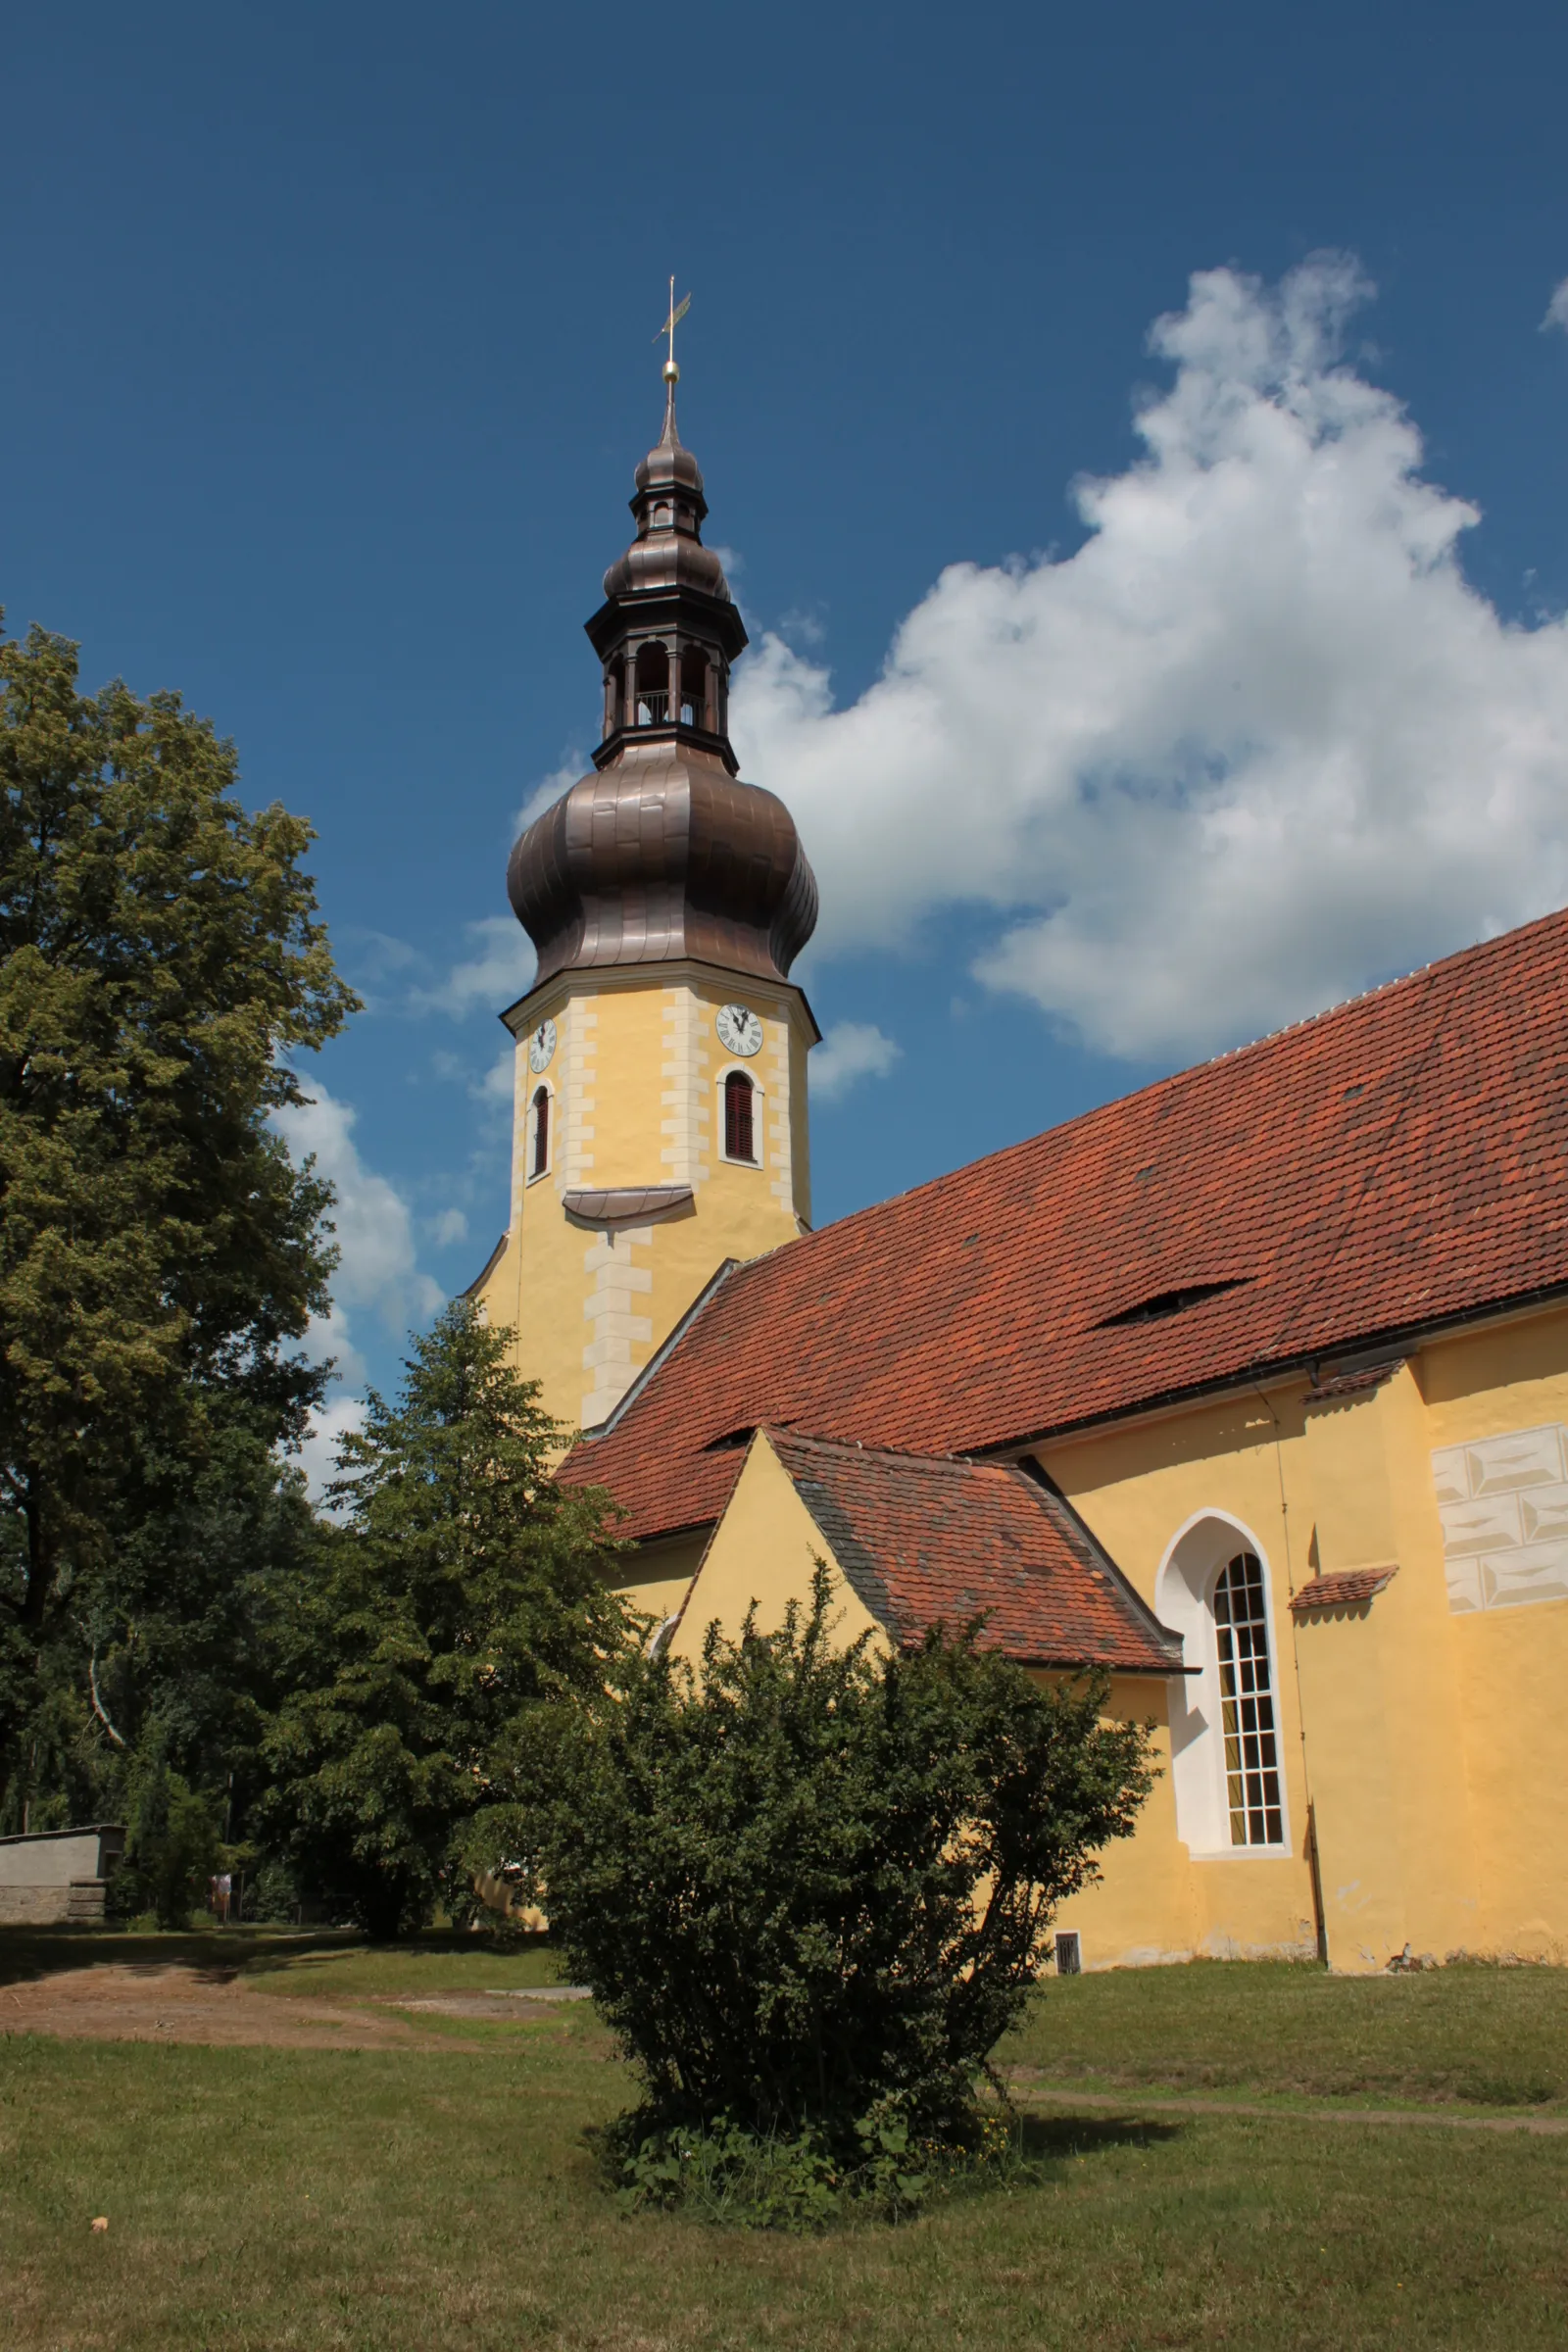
left=1290, top=1564, right=1399, bottom=1616
left=564, top=907, right=1568, bottom=1542
left=750, top=1431, right=1184, bottom=1673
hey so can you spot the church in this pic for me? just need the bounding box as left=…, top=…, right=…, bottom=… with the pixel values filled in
left=470, top=354, right=1568, bottom=1977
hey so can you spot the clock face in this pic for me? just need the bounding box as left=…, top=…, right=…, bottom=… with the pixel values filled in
left=527, top=1017, right=557, bottom=1073
left=716, top=1003, right=763, bottom=1058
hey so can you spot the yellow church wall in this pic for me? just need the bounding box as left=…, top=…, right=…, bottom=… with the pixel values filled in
left=1297, top=1368, right=1483, bottom=1968
left=1420, top=1306, right=1568, bottom=1959
left=613, top=1531, right=710, bottom=1632
left=1035, top=1394, right=1320, bottom=1966
left=665, top=1434, right=883, bottom=1671
left=1038, top=1320, right=1568, bottom=1970
left=1047, top=1679, right=1198, bottom=1969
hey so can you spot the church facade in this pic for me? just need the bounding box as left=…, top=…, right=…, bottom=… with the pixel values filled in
left=473, top=368, right=1568, bottom=1975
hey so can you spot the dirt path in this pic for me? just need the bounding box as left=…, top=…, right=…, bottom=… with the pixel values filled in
left=0, top=1964, right=548, bottom=2049
left=1010, top=2082, right=1568, bottom=2135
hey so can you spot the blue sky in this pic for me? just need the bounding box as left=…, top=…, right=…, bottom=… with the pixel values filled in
left=5, top=3, right=1568, bottom=1433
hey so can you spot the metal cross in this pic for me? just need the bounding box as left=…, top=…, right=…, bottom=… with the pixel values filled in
left=655, top=276, right=691, bottom=368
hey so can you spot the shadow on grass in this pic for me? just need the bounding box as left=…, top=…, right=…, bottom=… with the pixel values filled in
left=0, top=1925, right=551, bottom=1989
left=1015, top=2111, right=1187, bottom=2169
left=233, top=1929, right=556, bottom=1982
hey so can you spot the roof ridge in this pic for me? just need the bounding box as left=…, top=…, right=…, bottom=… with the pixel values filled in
left=765, top=1426, right=1004, bottom=1473
left=717, top=906, right=1568, bottom=1287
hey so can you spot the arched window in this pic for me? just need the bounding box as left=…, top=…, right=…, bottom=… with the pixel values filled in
left=1214, top=1551, right=1283, bottom=1846
left=634, top=641, right=668, bottom=725
left=723, top=1070, right=755, bottom=1163
left=530, top=1085, right=550, bottom=1180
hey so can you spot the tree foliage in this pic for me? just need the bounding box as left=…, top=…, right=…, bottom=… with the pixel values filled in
left=0, top=615, right=356, bottom=1827
left=525, top=1567, right=1155, bottom=2154
left=262, top=1303, right=629, bottom=1938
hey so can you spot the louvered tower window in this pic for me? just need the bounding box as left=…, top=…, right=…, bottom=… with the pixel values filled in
left=723, top=1070, right=755, bottom=1162
left=1214, top=1550, right=1283, bottom=1845
left=531, top=1086, right=550, bottom=1179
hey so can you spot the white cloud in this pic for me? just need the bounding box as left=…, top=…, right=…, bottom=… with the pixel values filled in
left=1544, top=278, right=1568, bottom=333
left=415, top=914, right=536, bottom=1018
left=296, top=1394, right=368, bottom=1505
left=427, top=1206, right=469, bottom=1248
left=810, top=1020, right=903, bottom=1102
left=732, top=255, right=1568, bottom=1060
left=514, top=752, right=585, bottom=837
left=273, top=1080, right=443, bottom=1386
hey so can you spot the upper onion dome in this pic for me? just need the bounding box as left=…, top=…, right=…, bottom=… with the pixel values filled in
left=507, top=362, right=817, bottom=990
left=599, top=393, right=732, bottom=602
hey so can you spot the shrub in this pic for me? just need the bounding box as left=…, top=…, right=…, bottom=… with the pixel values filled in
left=525, top=1565, right=1154, bottom=2191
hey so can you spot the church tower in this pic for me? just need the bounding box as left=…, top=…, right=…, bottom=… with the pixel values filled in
left=471, top=350, right=819, bottom=1433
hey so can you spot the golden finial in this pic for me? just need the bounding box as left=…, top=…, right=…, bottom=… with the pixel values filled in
left=655, top=275, right=691, bottom=383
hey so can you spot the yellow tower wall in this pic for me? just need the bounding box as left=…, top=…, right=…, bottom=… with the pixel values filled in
left=474, top=958, right=815, bottom=1436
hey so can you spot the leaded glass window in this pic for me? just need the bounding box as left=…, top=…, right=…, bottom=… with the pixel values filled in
left=1214, top=1549, right=1283, bottom=1845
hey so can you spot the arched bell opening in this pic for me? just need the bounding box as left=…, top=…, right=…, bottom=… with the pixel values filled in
left=634, top=641, right=669, bottom=726
left=679, top=644, right=710, bottom=730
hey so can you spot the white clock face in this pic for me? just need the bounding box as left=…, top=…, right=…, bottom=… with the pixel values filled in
left=716, top=1003, right=763, bottom=1057
left=527, top=1017, right=557, bottom=1073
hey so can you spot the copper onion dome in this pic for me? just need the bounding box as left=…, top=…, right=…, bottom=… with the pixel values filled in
left=507, top=367, right=818, bottom=991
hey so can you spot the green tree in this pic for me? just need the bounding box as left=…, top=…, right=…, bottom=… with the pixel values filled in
left=0, top=615, right=356, bottom=1825
left=112, top=1737, right=225, bottom=1929
left=525, top=1568, right=1155, bottom=2159
left=262, top=1302, right=630, bottom=1939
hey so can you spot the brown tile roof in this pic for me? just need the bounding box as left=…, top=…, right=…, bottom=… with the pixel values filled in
left=756, top=1431, right=1184, bottom=1674
left=1290, top=1564, right=1399, bottom=1616
left=564, top=907, right=1568, bottom=1542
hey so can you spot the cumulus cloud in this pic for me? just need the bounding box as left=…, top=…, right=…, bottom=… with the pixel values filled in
left=514, top=752, right=586, bottom=838
left=810, top=1020, right=903, bottom=1102
left=415, top=914, right=535, bottom=1018
left=732, top=255, right=1568, bottom=1060
left=1544, top=277, right=1568, bottom=334
left=273, top=1079, right=443, bottom=1387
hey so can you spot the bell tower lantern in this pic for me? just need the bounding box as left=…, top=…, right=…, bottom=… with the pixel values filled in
left=469, top=333, right=819, bottom=1435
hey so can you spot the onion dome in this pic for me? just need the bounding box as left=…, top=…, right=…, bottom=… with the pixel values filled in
left=507, top=363, right=818, bottom=990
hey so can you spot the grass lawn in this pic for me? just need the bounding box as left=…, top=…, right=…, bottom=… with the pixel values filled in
left=998, top=1957, right=1568, bottom=2110
left=3, top=1947, right=1567, bottom=2350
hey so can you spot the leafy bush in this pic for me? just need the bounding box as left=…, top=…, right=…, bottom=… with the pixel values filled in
left=524, top=1565, right=1154, bottom=2182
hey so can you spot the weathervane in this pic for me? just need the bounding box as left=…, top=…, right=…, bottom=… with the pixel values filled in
left=655, top=275, right=691, bottom=382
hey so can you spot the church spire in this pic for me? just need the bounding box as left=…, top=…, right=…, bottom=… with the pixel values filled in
left=584, top=319, right=745, bottom=769
left=505, top=330, right=817, bottom=994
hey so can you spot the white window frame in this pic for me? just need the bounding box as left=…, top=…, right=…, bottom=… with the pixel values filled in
left=716, top=1062, right=763, bottom=1168
left=1155, top=1510, right=1291, bottom=1859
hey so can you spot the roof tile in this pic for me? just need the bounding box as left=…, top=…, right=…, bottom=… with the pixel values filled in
left=762, top=1431, right=1184, bottom=1673
left=564, top=909, right=1568, bottom=1542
